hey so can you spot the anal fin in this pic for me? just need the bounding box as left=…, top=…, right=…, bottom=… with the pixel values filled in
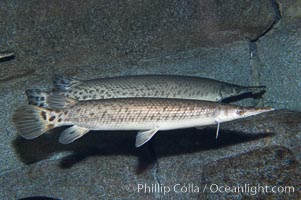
left=135, top=128, right=159, bottom=147
left=59, top=125, right=90, bottom=144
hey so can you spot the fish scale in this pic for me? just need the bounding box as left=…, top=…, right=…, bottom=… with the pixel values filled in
left=56, top=75, right=264, bottom=101
left=26, top=75, right=266, bottom=109
left=15, top=94, right=273, bottom=147
left=59, top=99, right=227, bottom=129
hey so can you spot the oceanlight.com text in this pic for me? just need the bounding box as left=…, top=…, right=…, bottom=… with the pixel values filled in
left=123, top=183, right=295, bottom=196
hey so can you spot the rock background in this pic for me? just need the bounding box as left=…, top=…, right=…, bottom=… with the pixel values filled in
left=0, top=0, right=300, bottom=199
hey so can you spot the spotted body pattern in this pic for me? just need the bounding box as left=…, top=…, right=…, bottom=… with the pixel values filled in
left=53, top=75, right=265, bottom=102
left=13, top=95, right=274, bottom=147
left=58, top=98, right=223, bottom=130
left=26, top=75, right=266, bottom=109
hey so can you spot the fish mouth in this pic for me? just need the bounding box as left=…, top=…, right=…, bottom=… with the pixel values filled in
left=0, top=51, right=14, bottom=59
left=243, top=86, right=266, bottom=94
left=243, top=107, right=275, bottom=117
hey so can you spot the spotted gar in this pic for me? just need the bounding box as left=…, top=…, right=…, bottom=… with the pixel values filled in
left=26, top=75, right=266, bottom=108
left=13, top=94, right=274, bottom=147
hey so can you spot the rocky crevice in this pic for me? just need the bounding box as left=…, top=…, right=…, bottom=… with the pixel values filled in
left=249, top=0, right=282, bottom=106
left=251, top=0, right=282, bottom=42
left=148, top=142, right=162, bottom=200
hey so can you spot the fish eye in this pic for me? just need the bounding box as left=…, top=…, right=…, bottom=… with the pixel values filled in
left=236, top=109, right=244, bottom=115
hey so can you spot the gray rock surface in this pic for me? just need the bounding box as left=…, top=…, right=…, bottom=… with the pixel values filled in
left=201, top=146, right=301, bottom=199
left=153, top=109, right=301, bottom=199
left=255, top=0, right=301, bottom=110
left=0, top=0, right=300, bottom=199
left=0, top=0, right=275, bottom=75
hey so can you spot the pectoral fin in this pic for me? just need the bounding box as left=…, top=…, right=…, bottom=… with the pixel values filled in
left=59, top=125, right=90, bottom=144
left=214, top=118, right=222, bottom=139
left=216, top=122, right=220, bottom=139
left=135, top=128, right=159, bottom=147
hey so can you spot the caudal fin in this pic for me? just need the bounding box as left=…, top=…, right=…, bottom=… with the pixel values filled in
left=12, top=106, right=55, bottom=139
left=53, top=75, right=81, bottom=92
left=26, top=89, right=49, bottom=108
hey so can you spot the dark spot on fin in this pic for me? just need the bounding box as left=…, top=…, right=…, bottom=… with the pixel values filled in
left=53, top=75, right=81, bottom=92
left=12, top=105, right=54, bottom=140
left=40, top=111, right=47, bottom=120
left=49, top=115, right=56, bottom=122
left=59, top=125, right=89, bottom=144
left=25, top=89, right=49, bottom=108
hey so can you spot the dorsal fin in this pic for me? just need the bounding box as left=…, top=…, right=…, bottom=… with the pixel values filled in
left=47, top=94, right=78, bottom=109
left=53, top=75, right=81, bottom=92
left=26, top=89, right=49, bottom=108
left=26, top=89, right=77, bottom=109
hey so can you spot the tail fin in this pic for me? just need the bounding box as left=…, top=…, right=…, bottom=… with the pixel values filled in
left=53, top=75, right=81, bottom=92
left=26, top=89, right=49, bottom=108
left=12, top=106, right=55, bottom=140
